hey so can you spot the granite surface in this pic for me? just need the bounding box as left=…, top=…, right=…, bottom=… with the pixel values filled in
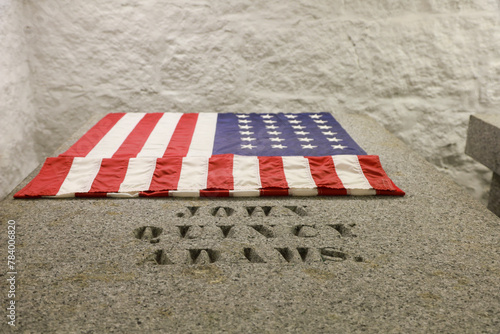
left=1, top=112, right=499, bottom=333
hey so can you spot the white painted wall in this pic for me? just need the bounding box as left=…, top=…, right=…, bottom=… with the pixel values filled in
left=0, top=0, right=38, bottom=200
left=2, top=0, right=500, bottom=201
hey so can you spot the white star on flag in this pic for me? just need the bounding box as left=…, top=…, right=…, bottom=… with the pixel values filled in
left=236, top=114, right=250, bottom=118
left=241, top=137, right=256, bottom=141
left=240, top=131, right=254, bottom=135
left=295, top=131, right=310, bottom=135
left=314, top=120, right=328, bottom=124
left=241, top=144, right=256, bottom=149
left=266, top=125, right=279, bottom=129
left=269, top=137, right=285, bottom=142
left=284, top=114, right=298, bottom=119
left=292, top=125, right=306, bottom=129
left=301, top=144, right=318, bottom=149
left=298, top=138, right=314, bottom=142
left=310, top=114, right=322, bottom=119
left=318, top=125, right=332, bottom=129
left=263, top=120, right=277, bottom=124
left=261, top=114, right=274, bottom=119
left=239, top=125, right=253, bottom=129
left=327, top=137, right=343, bottom=142
left=289, top=120, right=302, bottom=124
left=267, top=131, right=282, bottom=135
left=238, top=119, right=252, bottom=124
left=272, top=144, right=287, bottom=149
left=322, top=131, right=337, bottom=136
left=332, top=144, right=347, bottom=150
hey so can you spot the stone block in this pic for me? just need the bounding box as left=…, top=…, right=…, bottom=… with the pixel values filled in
left=465, top=114, right=500, bottom=175
left=487, top=172, right=500, bottom=216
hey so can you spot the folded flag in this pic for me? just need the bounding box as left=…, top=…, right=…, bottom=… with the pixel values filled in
left=14, top=112, right=404, bottom=198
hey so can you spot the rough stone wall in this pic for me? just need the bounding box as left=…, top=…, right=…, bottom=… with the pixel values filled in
left=2, top=0, right=500, bottom=201
left=0, top=0, right=38, bottom=200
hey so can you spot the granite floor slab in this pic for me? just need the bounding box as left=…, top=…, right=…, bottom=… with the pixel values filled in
left=1, top=113, right=499, bottom=333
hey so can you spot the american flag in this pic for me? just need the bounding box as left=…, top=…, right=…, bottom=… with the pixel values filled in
left=14, top=112, right=404, bottom=198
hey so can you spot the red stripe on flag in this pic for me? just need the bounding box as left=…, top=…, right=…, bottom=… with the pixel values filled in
left=200, top=190, right=230, bottom=197
left=260, top=188, right=289, bottom=196
left=357, top=155, right=405, bottom=196
left=112, top=113, right=163, bottom=158
left=258, top=156, right=288, bottom=189
left=149, top=158, right=184, bottom=191
left=207, top=154, right=234, bottom=189
left=88, top=158, right=129, bottom=193
left=60, top=113, right=125, bottom=157
left=139, top=190, right=171, bottom=197
left=13, top=157, right=74, bottom=198
left=307, top=156, right=345, bottom=190
left=75, top=192, right=108, bottom=198
left=317, top=188, right=347, bottom=196
left=163, top=113, right=198, bottom=157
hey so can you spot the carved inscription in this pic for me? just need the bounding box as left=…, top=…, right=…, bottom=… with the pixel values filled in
left=134, top=226, right=163, bottom=243
left=211, top=207, right=234, bottom=217
left=137, top=205, right=362, bottom=265
left=176, top=206, right=199, bottom=218
left=175, top=205, right=308, bottom=218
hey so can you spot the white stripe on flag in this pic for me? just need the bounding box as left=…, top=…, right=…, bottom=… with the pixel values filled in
left=57, top=158, right=103, bottom=197
left=177, top=157, right=208, bottom=190
left=107, top=192, right=140, bottom=198
left=282, top=156, right=318, bottom=196
left=86, top=113, right=146, bottom=158
left=331, top=155, right=376, bottom=195
left=230, top=190, right=260, bottom=197
left=136, top=113, right=182, bottom=158
left=118, top=158, right=157, bottom=193
left=169, top=190, right=201, bottom=197
left=186, top=113, right=218, bottom=157
left=232, top=155, right=261, bottom=190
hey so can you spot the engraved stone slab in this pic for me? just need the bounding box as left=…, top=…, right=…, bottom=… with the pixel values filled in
left=2, top=113, right=500, bottom=333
